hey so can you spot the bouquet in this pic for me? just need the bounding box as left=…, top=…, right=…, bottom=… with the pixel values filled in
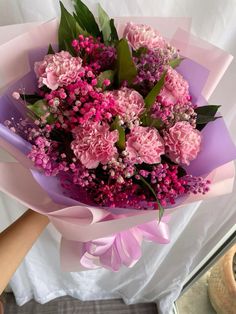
left=0, top=1, right=235, bottom=271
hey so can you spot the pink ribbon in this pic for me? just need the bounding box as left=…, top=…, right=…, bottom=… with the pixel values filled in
left=78, top=216, right=170, bottom=271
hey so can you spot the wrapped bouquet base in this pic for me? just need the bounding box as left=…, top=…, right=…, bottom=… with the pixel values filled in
left=0, top=160, right=234, bottom=271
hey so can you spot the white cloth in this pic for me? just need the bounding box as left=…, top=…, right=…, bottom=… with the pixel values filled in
left=0, top=1, right=236, bottom=313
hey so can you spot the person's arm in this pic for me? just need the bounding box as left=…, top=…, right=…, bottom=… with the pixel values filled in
left=0, top=209, right=49, bottom=294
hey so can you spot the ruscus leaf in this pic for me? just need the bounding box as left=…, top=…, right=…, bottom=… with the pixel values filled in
left=73, top=0, right=101, bottom=37
left=195, top=105, right=221, bottom=116
left=110, top=117, right=126, bottom=150
left=20, top=93, right=42, bottom=104
left=109, top=19, right=119, bottom=41
left=139, top=175, right=164, bottom=221
left=133, top=47, right=148, bottom=58
left=96, top=70, right=115, bottom=89
left=196, top=114, right=221, bottom=124
left=98, top=3, right=111, bottom=43
left=142, top=116, right=164, bottom=129
left=116, top=38, right=137, bottom=86
left=27, top=100, right=48, bottom=117
left=195, top=105, right=221, bottom=130
left=59, top=2, right=80, bottom=54
left=169, top=57, right=184, bottom=68
left=27, top=100, right=55, bottom=124
left=47, top=44, right=55, bottom=54
left=144, top=71, right=166, bottom=110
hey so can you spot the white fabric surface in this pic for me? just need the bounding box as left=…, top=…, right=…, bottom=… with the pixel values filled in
left=0, top=1, right=236, bottom=313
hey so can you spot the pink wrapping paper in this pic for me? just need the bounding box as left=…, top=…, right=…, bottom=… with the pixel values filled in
left=170, top=29, right=233, bottom=100
left=0, top=19, right=58, bottom=92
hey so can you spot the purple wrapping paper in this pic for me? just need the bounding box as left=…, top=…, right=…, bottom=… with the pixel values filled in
left=185, top=118, right=236, bottom=176
left=31, top=170, right=82, bottom=207
left=177, top=58, right=209, bottom=104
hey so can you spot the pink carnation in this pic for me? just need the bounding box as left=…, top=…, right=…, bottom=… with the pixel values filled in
left=126, top=126, right=164, bottom=164
left=164, top=121, right=201, bottom=165
left=34, top=51, right=83, bottom=90
left=71, top=122, right=118, bottom=169
left=106, top=87, right=145, bottom=123
left=158, top=67, right=190, bottom=106
left=123, top=22, right=167, bottom=51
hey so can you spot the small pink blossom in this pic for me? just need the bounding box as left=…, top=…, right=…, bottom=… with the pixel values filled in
left=71, top=122, right=118, bottom=169
left=126, top=126, right=164, bottom=164
left=34, top=51, right=83, bottom=90
left=164, top=121, right=201, bottom=165
left=12, top=92, right=20, bottom=100
left=123, top=22, right=167, bottom=51
left=103, top=79, right=111, bottom=86
left=106, top=87, right=145, bottom=123
left=158, top=66, right=190, bottom=106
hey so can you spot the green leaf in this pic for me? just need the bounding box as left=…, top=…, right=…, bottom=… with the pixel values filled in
left=195, top=105, right=221, bottom=116
left=177, top=166, right=187, bottom=177
left=158, top=206, right=165, bottom=222
left=98, top=4, right=111, bottom=43
left=74, top=16, right=90, bottom=36
left=59, top=2, right=79, bottom=54
left=195, top=105, right=221, bottom=130
left=144, top=71, right=166, bottom=110
left=116, top=38, right=137, bottom=86
left=47, top=44, right=55, bottom=54
left=72, top=12, right=90, bottom=36
left=139, top=175, right=164, bottom=221
left=96, top=70, right=115, bottom=88
left=196, top=115, right=221, bottom=131
left=46, top=114, right=57, bottom=124
left=27, top=100, right=55, bottom=124
left=142, top=116, right=164, bottom=129
left=196, top=114, right=221, bottom=124
left=110, top=117, right=126, bottom=150
left=140, top=72, right=166, bottom=128
left=133, top=47, right=148, bottom=58
left=109, top=19, right=119, bottom=41
left=169, top=57, right=184, bottom=68
left=27, top=100, right=48, bottom=117
left=73, top=0, right=100, bottom=38
left=20, top=93, right=42, bottom=104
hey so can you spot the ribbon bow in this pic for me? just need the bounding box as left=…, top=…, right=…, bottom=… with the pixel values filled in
left=79, top=216, right=170, bottom=271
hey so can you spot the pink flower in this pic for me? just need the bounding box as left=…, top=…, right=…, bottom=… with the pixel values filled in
left=71, top=122, right=118, bottom=169
left=106, top=87, right=145, bottom=123
left=12, top=92, right=20, bottom=100
left=126, top=126, right=164, bottom=164
left=123, top=22, right=167, bottom=51
left=34, top=51, right=83, bottom=90
left=164, top=121, right=201, bottom=165
left=158, top=67, right=190, bottom=106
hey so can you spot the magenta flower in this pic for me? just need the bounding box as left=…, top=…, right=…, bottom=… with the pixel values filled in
left=34, top=51, right=83, bottom=90
left=71, top=122, right=118, bottom=169
left=164, top=121, right=201, bottom=165
left=123, top=22, right=167, bottom=51
left=126, top=126, right=164, bottom=164
left=158, top=67, right=190, bottom=106
left=106, top=87, right=145, bottom=123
